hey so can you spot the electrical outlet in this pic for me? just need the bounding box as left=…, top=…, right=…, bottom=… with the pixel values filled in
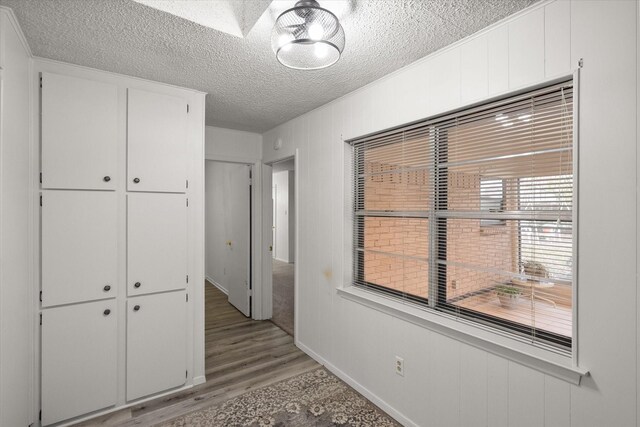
left=395, top=356, right=404, bottom=377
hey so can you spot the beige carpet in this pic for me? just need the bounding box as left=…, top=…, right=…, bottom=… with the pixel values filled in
left=160, top=368, right=400, bottom=427
left=272, top=259, right=294, bottom=336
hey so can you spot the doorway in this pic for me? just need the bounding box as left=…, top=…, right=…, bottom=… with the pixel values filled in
left=270, top=158, right=295, bottom=336
left=204, top=160, right=252, bottom=317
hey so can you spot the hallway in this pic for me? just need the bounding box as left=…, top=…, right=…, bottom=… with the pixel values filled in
left=271, top=259, right=294, bottom=336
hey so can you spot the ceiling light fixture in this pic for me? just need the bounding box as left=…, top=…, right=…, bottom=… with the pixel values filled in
left=271, top=0, right=346, bottom=70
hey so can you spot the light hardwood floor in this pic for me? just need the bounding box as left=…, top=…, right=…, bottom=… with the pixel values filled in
left=75, top=283, right=319, bottom=426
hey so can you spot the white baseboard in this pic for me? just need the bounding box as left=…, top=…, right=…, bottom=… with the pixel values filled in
left=295, top=341, right=417, bottom=427
left=274, top=257, right=290, bottom=263
left=205, top=276, right=228, bottom=295
left=193, top=375, right=206, bottom=386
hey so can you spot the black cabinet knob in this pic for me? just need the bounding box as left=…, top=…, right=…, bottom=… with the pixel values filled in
left=133, top=305, right=140, bottom=311
left=103, top=285, right=111, bottom=292
left=103, top=309, right=111, bottom=316
left=133, top=177, right=140, bottom=183
left=103, top=176, right=111, bottom=182
left=134, top=282, right=141, bottom=288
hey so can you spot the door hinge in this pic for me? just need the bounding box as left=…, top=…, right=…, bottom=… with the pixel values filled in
left=187, top=104, right=189, bottom=113
left=39, top=410, right=41, bottom=421
left=186, top=179, right=189, bottom=189
left=39, top=172, right=42, bottom=183
left=39, top=291, right=42, bottom=302
left=186, top=198, right=189, bottom=207
left=39, top=195, right=42, bottom=207
left=39, top=313, right=42, bottom=326
left=186, top=370, right=188, bottom=378
left=39, top=77, right=42, bottom=88
left=186, top=293, right=189, bottom=302
left=186, top=275, right=189, bottom=283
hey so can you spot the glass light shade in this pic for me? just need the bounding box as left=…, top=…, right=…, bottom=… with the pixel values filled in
left=271, top=0, right=346, bottom=70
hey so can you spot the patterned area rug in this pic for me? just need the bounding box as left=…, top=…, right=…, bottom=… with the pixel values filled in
left=160, top=368, right=399, bottom=427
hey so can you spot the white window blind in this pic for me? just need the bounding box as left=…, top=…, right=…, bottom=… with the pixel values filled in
left=351, top=79, right=575, bottom=350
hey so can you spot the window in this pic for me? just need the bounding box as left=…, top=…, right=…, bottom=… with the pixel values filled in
left=351, top=80, right=574, bottom=350
left=480, top=178, right=505, bottom=227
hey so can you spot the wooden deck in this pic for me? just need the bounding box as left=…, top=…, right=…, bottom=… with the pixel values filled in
left=76, top=283, right=318, bottom=426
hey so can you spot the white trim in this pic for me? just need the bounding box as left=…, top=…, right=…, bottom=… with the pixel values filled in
left=205, top=277, right=228, bottom=296
left=205, top=153, right=260, bottom=164
left=293, top=150, right=299, bottom=346
left=295, top=340, right=419, bottom=427
left=337, top=286, right=588, bottom=385
left=0, top=7, right=33, bottom=57
left=33, top=57, right=206, bottom=95
left=192, top=375, right=206, bottom=386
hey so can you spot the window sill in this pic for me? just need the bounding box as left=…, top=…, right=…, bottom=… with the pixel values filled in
left=337, top=285, right=589, bottom=385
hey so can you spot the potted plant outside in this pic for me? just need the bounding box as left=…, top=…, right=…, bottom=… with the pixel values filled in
left=495, top=284, right=522, bottom=309
left=522, top=260, right=549, bottom=282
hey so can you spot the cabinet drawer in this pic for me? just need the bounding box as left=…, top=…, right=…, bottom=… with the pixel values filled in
left=41, top=72, right=118, bottom=190
left=41, top=301, right=118, bottom=425
left=127, top=291, right=187, bottom=401
left=127, top=88, right=187, bottom=193
left=127, top=193, right=187, bottom=296
left=42, top=191, right=117, bottom=307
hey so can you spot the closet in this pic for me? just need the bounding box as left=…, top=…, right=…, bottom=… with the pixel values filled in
left=38, top=69, right=204, bottom=426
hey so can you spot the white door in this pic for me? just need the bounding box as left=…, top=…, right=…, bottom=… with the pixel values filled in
left=127, top=193, right=187, bottom=296
left=227, top=165, right=251, bottom=317
left=41, top=301, right=118, bottom=425
left=41, top=191, right=117, bottom=307
left=127, top=291, right=187, bottom=401
left=262, top=164, right=273, bottom=319
left=127, top=88, right=187, bottom=193
left=41, top=72, right=118, bottom=190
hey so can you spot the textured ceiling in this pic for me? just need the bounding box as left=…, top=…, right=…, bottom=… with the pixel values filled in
left=3, top=0, right=538, bottom=133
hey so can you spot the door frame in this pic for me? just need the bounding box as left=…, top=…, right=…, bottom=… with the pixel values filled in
left=263, top=151, right=299, bottom=341
left=204, top=154, right=267, bottom=320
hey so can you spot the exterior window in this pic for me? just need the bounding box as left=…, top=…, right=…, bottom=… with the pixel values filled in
left=352, top=80, right=574, bottom=350
left=480, top=178, right=506, bottom=227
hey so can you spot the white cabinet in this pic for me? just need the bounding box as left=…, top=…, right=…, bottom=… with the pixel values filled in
left=127, top=89, right=187, bottom=193
left=127, top=193, right=187, bottom=296
left=41, top=73, right=118, bottom=190
left=41, top=191, right=117, bottom=307
left=127, top=291, right=187, bottom=401
left=41, top=301, right=118, bottom=426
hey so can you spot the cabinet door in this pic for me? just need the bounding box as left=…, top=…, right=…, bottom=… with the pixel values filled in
left=42, top=191, right=117, bottom=307
left=127, top=193, right=187, bottom=296
left=127, top=89, right=187, bottom=193
left=127, top=291, right=187, bottom=401
left=41, top=301, right=118, bottom=425
left=41, top=72, right=118, bottom=190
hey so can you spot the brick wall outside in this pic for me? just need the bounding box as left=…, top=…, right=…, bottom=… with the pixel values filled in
left=362, top=159, right=430, bottom=299
left=445, top=171, right=517, bottom=299
left=362, top=162, right=517, bottom=301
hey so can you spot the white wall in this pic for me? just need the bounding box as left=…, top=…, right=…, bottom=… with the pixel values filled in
left=205, top=161, right=250, bottom=294
left=205, top=125, right=262, bottom=163
left=273, top=170, right=294, bottom=263
left=0, top=8, right=33, bottom=427
left=262, top=1, right=638, bottom=426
